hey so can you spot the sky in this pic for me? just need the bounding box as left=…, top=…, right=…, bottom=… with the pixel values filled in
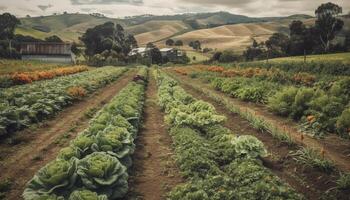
left=0, top=0, right=349, bottom=18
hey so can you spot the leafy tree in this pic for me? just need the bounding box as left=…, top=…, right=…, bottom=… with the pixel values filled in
left=80, top=22, right=137, bottom=58
left=189, top=40, right=201, bottom=51
left=45, top=35, right=63, bottom=43
left=166, top=39, right=175, bottom=46
left=243, top=39, right=264, bottom=61
left=314, top=2, right=344, bottom=52
left=146, top=42, right=162, bottom=65
left=174, top=40, right=183, bottom=46
left=265, top=33, right=290, bottom=58
left=0, top=13, right=20, bottom=58
left=345, top=32, right=350, bottom=52
left=289, top=20, right=315, bottom=59
left=219, top=50, right=239, bottom=63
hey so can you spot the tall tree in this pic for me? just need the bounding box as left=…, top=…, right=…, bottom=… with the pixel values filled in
left=265, top=33, right=290, bottom=58
left=289, top=20, right=314, bottom=60
left=314, top=2, right=344, bottom=52
left=0, top=13, right=20, bottom=57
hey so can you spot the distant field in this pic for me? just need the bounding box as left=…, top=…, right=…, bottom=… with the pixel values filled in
left=265, top=52, right=350, bottom=64
left=186, top=51, right=210, bottom=63
left=0, top=59, right=67, bottom=75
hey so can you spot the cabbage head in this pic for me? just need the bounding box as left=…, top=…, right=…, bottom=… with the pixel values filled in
left=231, top=135, right=267, bottom=159
left=91, top=126, right=135, bottom=167
left=23, top=158, right=77, bottom=200
left=68, top=190, right=107, bottom=200
left=71, top=133, right=95, bottom=156
left=57, top=146, right=81, bottom=161
left=77, top=152, right=128, bottom=199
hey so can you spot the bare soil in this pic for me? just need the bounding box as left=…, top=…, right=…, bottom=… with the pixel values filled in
left=170, top=71, right=350, bottom=200
left=127, top=71, right=183, bottom=200
left=0, top=69, right=137, bottom=200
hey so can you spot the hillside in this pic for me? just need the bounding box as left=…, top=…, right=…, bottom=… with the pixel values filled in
left=155, top=22, right=289, bottom=52
left=14, top=12, right=324, bottom=51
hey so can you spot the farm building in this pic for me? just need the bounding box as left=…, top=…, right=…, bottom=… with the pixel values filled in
left=128, top=47, right=150, bottom=57
left=160, top=48, right=183, bottom=62
left=20, top=42, right=75, bottom=64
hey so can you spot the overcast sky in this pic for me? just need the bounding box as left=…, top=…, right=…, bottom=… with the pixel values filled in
left=0, top=0, right=349, bottom=18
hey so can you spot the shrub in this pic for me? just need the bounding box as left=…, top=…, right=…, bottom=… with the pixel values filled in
left=336, top=108, right=350, bottom=137
left=268, top=87, right=298, bottom=116
left=67, top=87, right=87, bottom=98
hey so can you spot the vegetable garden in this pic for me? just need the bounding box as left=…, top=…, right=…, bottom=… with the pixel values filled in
left=0, top=61, right=349, bottom=200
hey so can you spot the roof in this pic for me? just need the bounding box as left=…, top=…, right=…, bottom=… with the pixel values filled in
left=160, top=48, right=175, bottom=52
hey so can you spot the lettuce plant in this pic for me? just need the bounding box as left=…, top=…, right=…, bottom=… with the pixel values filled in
left=23, top=158, right=77, bottom=200
left=77, top=152, right=128, bottom=199
left=71, top=134, right=95, bottom=156
left=57, top=146, right=81, bottom=161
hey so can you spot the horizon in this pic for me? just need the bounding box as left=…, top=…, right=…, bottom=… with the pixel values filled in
left=1, top=0, right=349, bottom=19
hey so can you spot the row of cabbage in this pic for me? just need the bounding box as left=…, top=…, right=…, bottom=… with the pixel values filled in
left=0, top=67, right=127, bottom=138
left=22, top=67, right=148, bottom=200
left=155, top=70, right=303, bottom=200
left=183, top=68, right=350, bottom=138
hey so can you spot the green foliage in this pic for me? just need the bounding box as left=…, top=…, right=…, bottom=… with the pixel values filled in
left=336, top=108, right=350, bottom=137
left=336, top=173, right=350, bottom=190
left=23, top=158, right=77, bottom=199
left=24, top=67, right=148, bottom=200
left=292, top=148, right=334, bottom=172
left=77, top=152, right=128, bottom=199
left=68, top=190, right=107, bottom=200
left=0, top=67, right=127, bottom=139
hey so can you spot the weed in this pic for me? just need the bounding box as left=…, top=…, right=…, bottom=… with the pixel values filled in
left=336, top=173, right=350, bottom=190
left=291, top=147, right=334, bottom=172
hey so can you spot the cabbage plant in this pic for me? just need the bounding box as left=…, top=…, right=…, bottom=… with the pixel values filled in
left=68, top=190, right=107, bottom=200
left=77, top=152, right=128, bottom=199
left=23, top=158, right=77, bottom=200
left=91, top=126, right=135, bottom=167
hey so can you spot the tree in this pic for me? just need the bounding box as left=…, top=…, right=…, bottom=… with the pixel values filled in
left=189, top=40, right=201, bottom=51
left=265, top=33, right=290, bottom=58
left=80, top=22, right=137, bottom=58
left=0, top=13, right=21, bottom=58
left=174, top=40, right=183, bottom=46
left=289, top=20, right=315, bottom=60
left=243, top=39, right=264, bottom=61
left=166, top=39, right=174, bottom=46
left=45, top=35, right=63, bottom=43
left=314, top=2, right=344, bottom=52
left=219, top=50, right=239, bottom=63
left=345, top=32, right=350, bottom=52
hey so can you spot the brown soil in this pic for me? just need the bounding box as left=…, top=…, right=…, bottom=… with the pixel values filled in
left=127, top=70, right=183, bottom=200
left=169, top=71, right=349, bottom=200
left=0, top=69, right=137, bottom=200
left=168, top=70, right=350, bottom=173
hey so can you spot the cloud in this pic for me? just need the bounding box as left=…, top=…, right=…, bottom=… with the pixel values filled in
left=38, top=4, right=53, bottom=11
left=71, top=0, right=143, bottom=5
left=0, top=6, right=7, bottom=11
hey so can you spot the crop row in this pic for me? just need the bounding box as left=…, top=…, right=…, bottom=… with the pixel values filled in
left=155, top=71, right=303, bottom=200
left=0, top=67, right=127, bottom=139
left=0, top=66, right=89, bottom=88
left=23, top=67, right=148, bottom=200
left=175, top=67, right=350, bottom=138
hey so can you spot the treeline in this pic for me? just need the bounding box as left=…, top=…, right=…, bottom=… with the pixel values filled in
left=243, top=2, right=349, bottom=61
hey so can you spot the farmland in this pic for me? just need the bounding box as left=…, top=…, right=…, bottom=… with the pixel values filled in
left=0, top=54, right=349, bottom=200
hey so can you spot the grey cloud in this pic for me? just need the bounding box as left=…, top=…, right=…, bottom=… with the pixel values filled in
left=179, top=0, right=255, bottom=7
left=71, top=0, right=143, bottom=5
left=38, top=4, right=53, bottom=11
left=0, top=6, right=7, bottom=11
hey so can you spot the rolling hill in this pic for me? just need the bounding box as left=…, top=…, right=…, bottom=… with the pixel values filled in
left=16, top=11, right=346, bottom=52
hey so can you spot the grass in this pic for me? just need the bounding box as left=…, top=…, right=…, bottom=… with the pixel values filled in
left=0, top=59, right=67, bottom=75
left=186, top=51, right=209, bottom=64
left=266, top=52, right=350, bottom=64
left=292, top=147, right=335, bottom=173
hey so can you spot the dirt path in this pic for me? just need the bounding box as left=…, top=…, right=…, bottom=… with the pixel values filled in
left=167, top=70, right=350, bottom=173
left=169, top=71, right=349, bottom=200
left=0, top=69, right=137, bottom=200
left=127, top=70, right=182, bottom=200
